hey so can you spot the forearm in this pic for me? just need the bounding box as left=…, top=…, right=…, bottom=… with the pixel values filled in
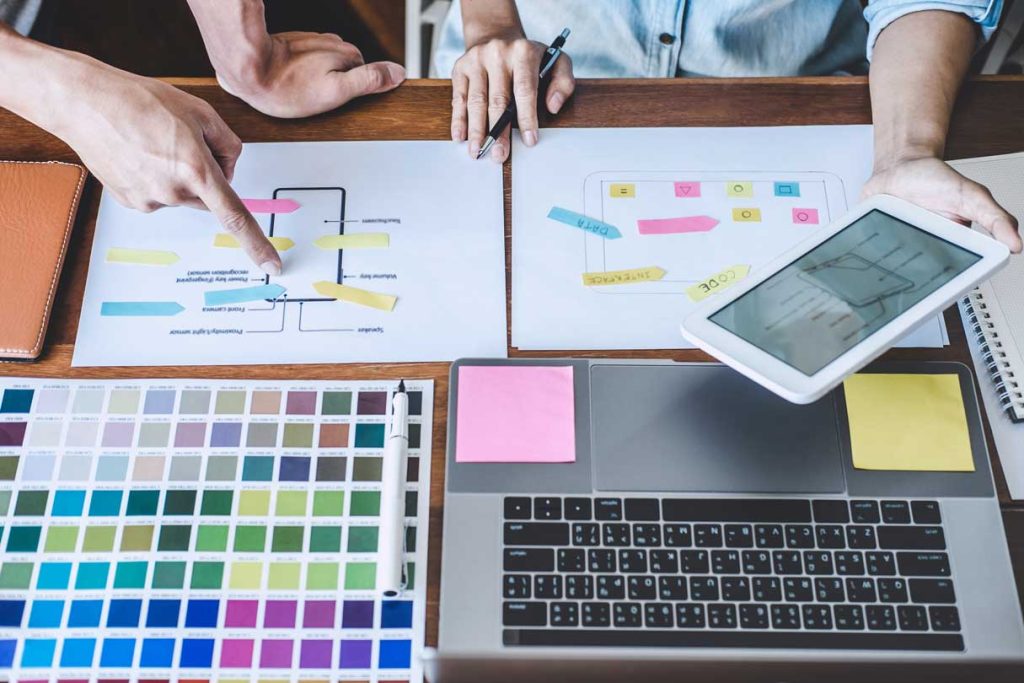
left=186, top=0, right=271, bottom=92
left=869, top=10, right=976, bottom=171
left=461, top=0, right=525, bottom=46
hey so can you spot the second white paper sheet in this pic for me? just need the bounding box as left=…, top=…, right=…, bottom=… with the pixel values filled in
left=511, top=126, right=947, bottom=350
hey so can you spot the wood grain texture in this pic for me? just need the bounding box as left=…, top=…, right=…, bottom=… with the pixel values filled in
left=2, top=77, right=1024, bottom=644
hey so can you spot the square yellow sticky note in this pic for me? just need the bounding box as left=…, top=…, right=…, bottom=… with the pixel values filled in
left=609, top=183, right=635, bottom=198
left=732, top=208, right=762, bottom=222
left=727, top=181, right=753, bottom=197
left=238, top=490, right=270, bottom=516
left=229, top=561, right=263, bottom=589
left=844, top=374, right=974, bottom=471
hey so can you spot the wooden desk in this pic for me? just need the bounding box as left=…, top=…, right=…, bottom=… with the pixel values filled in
left=2, top=77, right=1024, bottom=645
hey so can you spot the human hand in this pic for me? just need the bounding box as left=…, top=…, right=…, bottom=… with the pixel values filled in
left=451, top=34, right=575, bottom=162
left=217, top=31, right=405, bottom=118
left=863, top=155, right=1022, bottom=253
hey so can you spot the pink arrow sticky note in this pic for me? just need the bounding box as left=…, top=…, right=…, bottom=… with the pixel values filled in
left=637, top=215, right=719, bottom=235
left=674, top=182, right=701, bottom=198
left=241, top=198, right=301, bottom=214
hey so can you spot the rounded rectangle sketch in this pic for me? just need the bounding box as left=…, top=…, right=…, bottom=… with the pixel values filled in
left=266, top=187, right=346, bottom=302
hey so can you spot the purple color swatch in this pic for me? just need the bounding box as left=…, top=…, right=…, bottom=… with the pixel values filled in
left=263, top=600, right=297, bottom=628
left=357, top=391, right=387, bottom=415
left=0, top=422, right=27, bottom=447
left=299, top=640, right=333, bottom=668
left=225, top=600, right=258, bottom=628
left=338, top=639, right=372, bottom=669
left=220, top=639, right=254, bottom=668
left=174, top=422, right=207, bottom=448
left=303, top=600, right=336, bottom=628
left=259, top=639, right=293, bottom=668
left=101, top=422, right=134, bottom=448
left=341, top=600, right=374, bottom=629
left=286, top=391, right=316, bottom=415
left=210, top=422, right=242, bottom=448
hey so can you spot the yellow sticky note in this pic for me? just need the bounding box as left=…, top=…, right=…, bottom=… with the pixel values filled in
left=314, top=233, right=389, bottom=250
left=313, top=281, right=397, bottom=311
left=727, top=181, right=753, bottom=197
left=843, top=374, right=974, bottom=472
left=213, top=233, right=295, bottom=251
left=609, top=183, right=636, bottom=198
left=732, top=208, right=762, bottom=222
left=582, top=266, right=666, bottom=286
left=106, top=248, right=180, bottom=266
left=686, top=264, right=751, bottom=302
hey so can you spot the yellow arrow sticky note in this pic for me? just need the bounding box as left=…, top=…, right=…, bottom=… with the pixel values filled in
left=582, top=266, right=667, bottom=287
left=686, top=264, right=751, bottom=302
left=314, top=233, right=390, bottom=250
left=106, top=248, right=180, bottom=266
left=313, top=281, right=397, bottom=312
left=213, top=233, right=295, bottom=251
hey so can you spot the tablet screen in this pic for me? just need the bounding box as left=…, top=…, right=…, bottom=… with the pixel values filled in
left=709, top=210, right=981, bottom=375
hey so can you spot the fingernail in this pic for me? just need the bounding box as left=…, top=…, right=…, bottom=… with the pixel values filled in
left=523, top=130, right=538, bottom=147
left=386, top=63, right=406, bottom=85
left=491, top=142, right=506, bottom=161
left=452, top=127, right=464, bottom=142
left=549, top=92, right=565, bottom=114
left=260, top=261, right=281, bottom=276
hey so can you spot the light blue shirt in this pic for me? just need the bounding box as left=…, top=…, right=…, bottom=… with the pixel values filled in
left=433, top=0, right=1002, bottom=78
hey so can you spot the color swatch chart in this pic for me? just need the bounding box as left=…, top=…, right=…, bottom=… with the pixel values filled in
left=0, top=378, right=432, bottom=682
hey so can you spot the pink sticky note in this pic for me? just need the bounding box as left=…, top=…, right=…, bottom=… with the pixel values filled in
left=674, top=182, right=701, bottom=198
left=792, top=208, right=820, bottom=224
left=456, top=365, right=576, bottom=463
left=637, top=215, right=719, bottom=235
left=241, top=198, right=301, bottom=214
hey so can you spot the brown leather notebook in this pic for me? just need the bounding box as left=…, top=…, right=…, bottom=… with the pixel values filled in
left=0, top=160, right=87, bottom=361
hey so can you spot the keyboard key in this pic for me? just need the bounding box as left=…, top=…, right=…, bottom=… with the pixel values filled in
left=618, top=549, right=648, bottom=573
left=772, top=551, right=802, bottom=575
left=504, top=522, right=569, bottom=546
left=846, top=525, right=877, bottom=550
left=504, top=548, right=554, bottom=572
left=816, top=525, right=846, bottom=549
left=594, top=498, right=623, bottom=521
left=675, top=603, right=706, bottom=628
left=628, top=575, right=657, bottom=600
left=690, top=576, right=720, bottom=601
left=632, top=523, right=662, bottom=547
left=694, top=524, right=723, bottom=547
left=850, top=500, right=880, bottom=524
left=785, top=524, right=815, bottom=548
left=664, top=524, right=693, bottom=547
left=755, top=524, right=785, bottom=548
left=835, top=551, right=866, bottom=576
left=834, top=605, right=865, bottom=630
left=802, top=605, right=833, bottom=630
left=625, top=498, right=660, bottom=521
left=783, top=577, right=813, bottom=602
left=658, top=576, right=688, bottom=600
left=662, top=498, right=811, bottom=523
left=880, top=500, right=911, bottom=524
left=929, top=606, right=961, bottom=632
left=603, top=523, right=631, bottom=547
left=504, top=602, right=546, bottom=626
left=504, top=497, right=531, bottom=520
left=740, top=603, right=770, bottom=629
left=812, top=499, right=850, bottom=523
left=558, top=549, right=586, bottom=573
left=898, top=605, right=929, bottom=631
left=534, top=497, right=562, bottom=520
left=866, top=605, right=896, bottom=631
left=803, top=551, right=833, bottom=576
left=596, top=575, right=625, bottom=600
left=649, top=549, right=679, bottom=573
left=725, top=524, right=754, bottom=548
left=566, top=574, right=593, bottom=600
left=742, top=550, right=772, bottom=575
left=866, top=551, right=895, bottom=576
left=712, top=550, right=741, bottom=574
left=572, top=522, right=600, bottom=547
left=771, top=604, right=801, bottom=629
left=878, top=526, right=945, bottom=550
left=613, top=602, right=643, bottom=627
left=897, top=552, right=951, bottom=577
left=708, top=603, right=737, bottom=629
left=644, top=602, right=675, bottom=628
left=582, top=602, right=610, bottom=627
left=549, top=601, right=579, bottom=626
left=909, top=579, right=956, bottom=604
left=814, top=578, right=845, bottom=603
left=911, top=500, right=941, bottom=525
left=715, top=575, right=749, bottom=601
left=679, top=550, right=710, bottom=573
left=845, top=578, right=877, bottom=603
left=753, top=577, right=782, bottom=602
left=564, top=497, right=593, bottom=520
left=534, top=574, right=563, bottom=599
left=877, top=578, right=908, bottom=603
left=504, top=574, right=531, bottom=598
left=588, top=549, right=616, bottom=573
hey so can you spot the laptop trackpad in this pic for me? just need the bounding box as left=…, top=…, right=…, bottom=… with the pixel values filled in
left=590, top=365, right=844, bottom=493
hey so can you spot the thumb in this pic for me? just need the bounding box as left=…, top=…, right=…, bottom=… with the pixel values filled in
left=330, top=62, right=406, bottom=105
left=962, top=180, right=1023, bottom=253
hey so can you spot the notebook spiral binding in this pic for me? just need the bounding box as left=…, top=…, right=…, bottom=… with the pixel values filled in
left=962, top=290, right=1024, bottom=423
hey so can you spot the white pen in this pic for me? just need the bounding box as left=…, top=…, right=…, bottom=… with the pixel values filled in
left=377, top=380, right=409, bottom=596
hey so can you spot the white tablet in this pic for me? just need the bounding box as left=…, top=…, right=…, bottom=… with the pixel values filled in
left=681, top=194, right=1010, bottom=404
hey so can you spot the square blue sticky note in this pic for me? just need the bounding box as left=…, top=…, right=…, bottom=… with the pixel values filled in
left=28, top=600, right=63, bottom=628
left=381, top=600, right=413, bottom=629
left=0, top=639, right=15, bottom=667
left=75, top=562, right=110, bottom=589
left=107, top=599, right=142, bottom=628
left=179, top=638, right=214, bottom=667
left=146, top=599, right=181, bottom=628
left=773, top=181, right=800, bottom=197
left=100, top=638, right=135, bottom=667
left=68, top=600, right=103, bottom=627
left=88, top=490, right=123, bottom=516
left=0, top=600, right=24, bottom=627
left=140, top=638, right=175, bottom=667
left=52, top=490, right=86, bottom=516
left=0, top=389, right=33, bottom=414
left=37, top=562, right=72, bottom=589
left=379, top=639, right=412, bottom=668
left=354, top=423, right=385, bottom=448
left=60, top=637, right=96, bottom=667
left=184, top=599, right=219, bottom=628
left=21, top=639, right=56, bottom=668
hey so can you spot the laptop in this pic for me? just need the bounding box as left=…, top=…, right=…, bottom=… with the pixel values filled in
left=427, top=359, right=1024, bottom=682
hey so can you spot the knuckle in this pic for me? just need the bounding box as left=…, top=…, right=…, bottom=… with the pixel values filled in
left=466, top=90, right=488, bottom=107
left=489, top=93, right=511, bottom=109
left=179, top=161, right=210, bottom=188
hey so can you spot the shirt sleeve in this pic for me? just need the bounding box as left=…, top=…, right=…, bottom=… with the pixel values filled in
left=864, top=0, right=1003, bottom=59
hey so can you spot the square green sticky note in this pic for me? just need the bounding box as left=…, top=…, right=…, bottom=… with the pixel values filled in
left=282, top=423, right=314, bottom=448
left=126, top=490, right=159, bottom=516
left=233, top=525, right=266, bottom=552
left=200, top=490, right=233, bottom=515
left=163, top=489, right=197, bottom=515
left=44, top=526, right=79, bottom=552
left=14, top=490, right=48, bottom=516
left=344, top=561, right=376, bottom=590
left=113, top=561, right=147, bottom=589
left=196, top=525, right=228, bottom=552
left=190, top=561, right=224, bottom=589
left=271, top=526, right=304, bottom=552
left=322, top=391, right=352, bottom=415
left=275, top=491, right=307, bottom=516
left=268, top=562, right=300, bottom=589
left=347, top=525, right=379, bottom=553
left=0, top=490, right=10, bottom=515
left=309, top=526, right=342, bottom=552
left=7, top=526, right=41, bottom=552
left=238, top=490, right=270, bottom=516
left=0, top=562, right=33, bottom=588
left=215, top=390, right=246, bottom=414
left=152, top=561, right=186, bottom=589
left=312, top=490, right=345, bottom=517
left=350, top=491, right=381, bottom=516
left=157, top=525, right=191, bottom=551
left=307, top=562, right=340, bottom=590
left=83, top=526, right=116, bottom=552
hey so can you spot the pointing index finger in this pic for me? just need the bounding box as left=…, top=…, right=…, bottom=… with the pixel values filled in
left=197, top=170, right=282, bottom=274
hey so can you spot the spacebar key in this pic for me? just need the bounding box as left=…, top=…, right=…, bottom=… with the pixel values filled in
left=504, top=522, right=570, bottom=546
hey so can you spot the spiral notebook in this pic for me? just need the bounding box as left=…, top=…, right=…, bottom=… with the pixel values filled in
left=953, top=152, right=1024, bottom=422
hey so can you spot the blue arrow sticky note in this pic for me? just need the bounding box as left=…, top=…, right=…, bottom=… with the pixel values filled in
left=547, top=207, right=622, bottom=239
left=204, top=283, right=286, bottom=307
left=100, top=302, right=185, bottom=317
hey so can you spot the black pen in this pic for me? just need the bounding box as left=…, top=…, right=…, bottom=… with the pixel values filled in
left=477, top=27, right=571, bottom=160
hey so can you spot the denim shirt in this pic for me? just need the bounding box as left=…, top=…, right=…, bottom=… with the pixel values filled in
left=432, top=0, right=1002, bottom=78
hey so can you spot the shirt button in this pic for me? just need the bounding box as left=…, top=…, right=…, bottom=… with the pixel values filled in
left=659, top=33, right=675, bottom=45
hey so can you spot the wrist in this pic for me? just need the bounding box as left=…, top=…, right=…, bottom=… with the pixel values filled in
left=873, top=131, right=945, bottom=173
left=188, top=0, right=272, bottom=96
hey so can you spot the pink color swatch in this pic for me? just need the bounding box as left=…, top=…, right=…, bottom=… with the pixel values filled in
left=674, top=182, right=701, bottom=198
left=220, top=639, right=255, bottom=667
left=637, top=215, right=719, bottom=235
left=793, top=208, right=820, bottom=224
left=455, top=365, right=576, bottom=463
left=241, top=198, right=300, bottom=214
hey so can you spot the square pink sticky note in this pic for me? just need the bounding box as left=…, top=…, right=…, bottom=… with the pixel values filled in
left=456, top=365, right=576, bottom=463
left=792, top=208, right=820, bottom=224
left=674, top=182, right=701, bottom=198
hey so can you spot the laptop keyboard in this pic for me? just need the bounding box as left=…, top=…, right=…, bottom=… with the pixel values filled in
left=501, top=497, right=963, bottom=651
